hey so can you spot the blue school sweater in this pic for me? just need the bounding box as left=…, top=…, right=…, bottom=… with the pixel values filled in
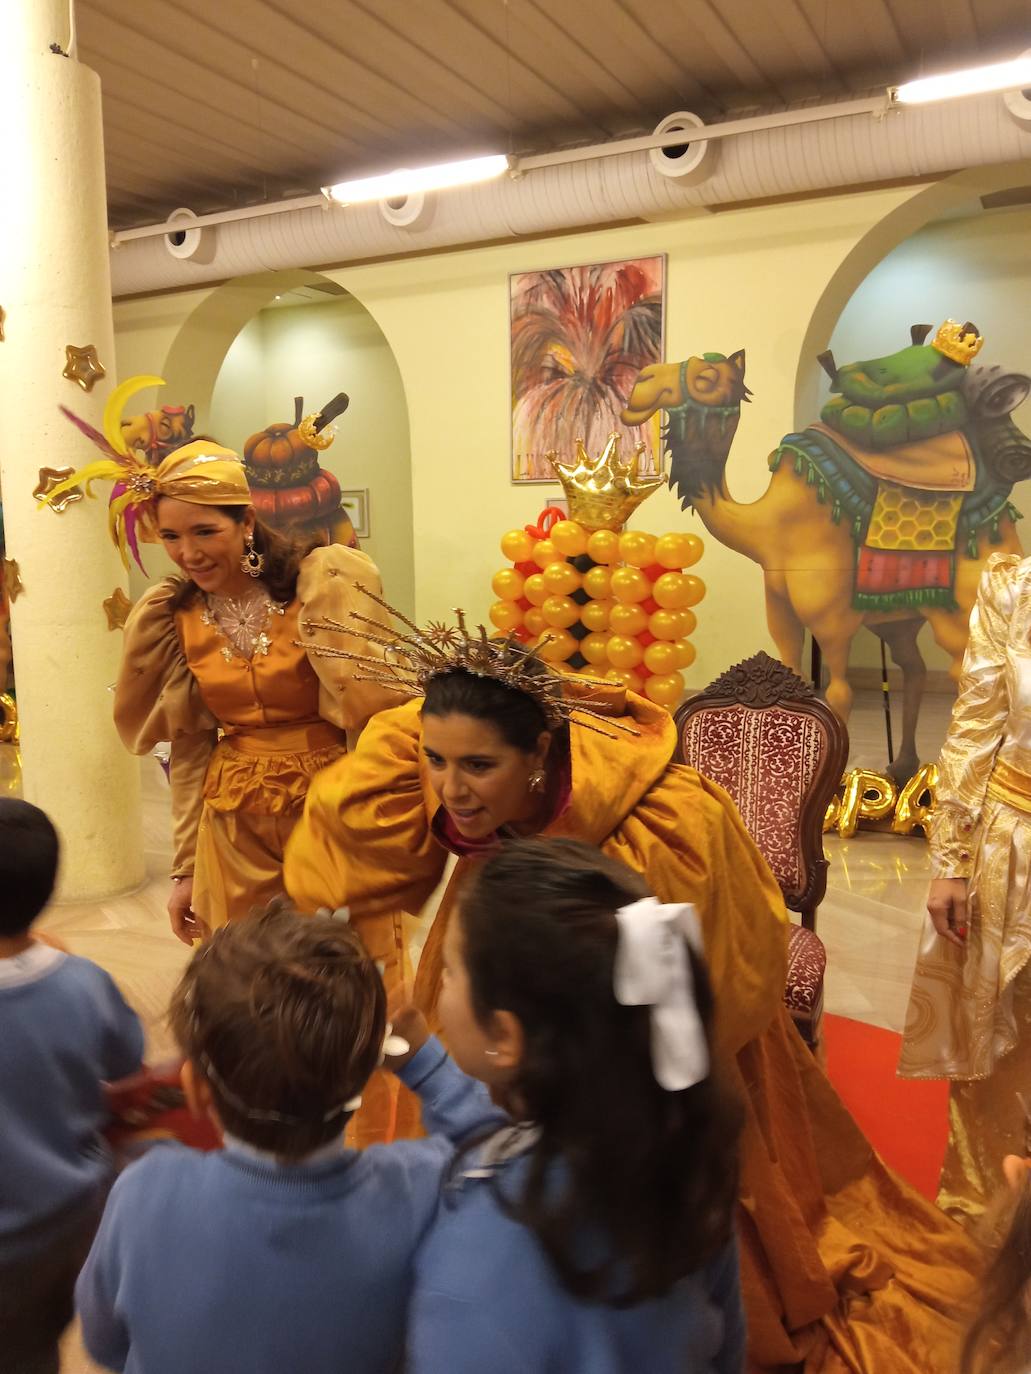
left=402, top=1041, right=746, bottom=1374
left=0, top=943, right=144, bottom=1254
left=75, top=1041, right=502, bottom=1374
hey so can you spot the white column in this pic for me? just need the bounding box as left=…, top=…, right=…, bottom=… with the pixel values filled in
left=0, top=0, right=144, bottom=898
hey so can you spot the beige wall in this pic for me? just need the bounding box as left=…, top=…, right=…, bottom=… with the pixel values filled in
left=110, top=180, right=947, bottom=688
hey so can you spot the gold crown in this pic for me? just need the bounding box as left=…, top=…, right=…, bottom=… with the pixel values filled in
left=931, top=320, right=984, bottom=367
left=299, top=586, right=637, bottom=738
left=547, top=432, right=664, bottom=533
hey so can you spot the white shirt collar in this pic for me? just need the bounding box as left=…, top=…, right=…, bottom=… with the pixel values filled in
left=0, top=941, right=65, bottom=990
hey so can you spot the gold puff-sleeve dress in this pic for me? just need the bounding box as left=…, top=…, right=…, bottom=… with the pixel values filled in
left=899, top=551, right=1031, bottom=1222
left=114, top=543, right=395, bottom=932
left=285, top=687, right=979, bottom=1373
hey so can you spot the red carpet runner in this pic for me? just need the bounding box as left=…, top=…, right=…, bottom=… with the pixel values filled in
left=823, top=1013, right=949, bottom=1200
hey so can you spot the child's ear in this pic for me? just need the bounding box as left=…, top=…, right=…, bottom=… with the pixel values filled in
left=181, top=1060, right=216, bottom=1122
left=488, top=1010, right=525, bottom=1075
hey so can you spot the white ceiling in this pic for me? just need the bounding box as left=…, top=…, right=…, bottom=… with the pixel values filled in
left=77, top=0, right=1031, bottom=229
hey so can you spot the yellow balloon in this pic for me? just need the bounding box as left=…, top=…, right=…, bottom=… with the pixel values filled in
left=583, top=565, right=612, bottom=600
left=491, top=568, right=525, bottom=602
left=500, top=528, right=534, bottom=563
left=489, top=600, right=524, bottom=633
left=542, top=561, right=582, bottom=596
left=523, top=607, right=546, bottom=636
left=605, top=667, right=644, bottom=694
left=541, top=594, right=580, bottom=629
left=644, top=641, right=678, bottom=674
left=672, top=638, right=696, bottom=670
left=618, top=530, right=657, bottom=569
left=836, top=769, right=898, bottom=839
left=655, top=531, right=703, bottom=569
left=610, top=566, right=650, bottom=604
left=581, top=632, right=611, bottom=666
left=652, top=572, right=693, bottom=609
left=538, top=628, right=576, bottom=662
left=550, top=519, right=589, bottom=558
left=673, top=608, right=697, bottom=638
left=587, top=529, right=620, bottom=564
left=645, top=672, right=684, bottom=707
left=523, top=573, right=548, bottom=607
left=581, top=599, right=612, bottom=632
left=891, top=763, right=939, bottom=835
left=606, top=634, right=644, bottom=670
left=609, top=602, right=648, bottom=636
left=532, top=538, right=565, bottom=569
left=681, top=575, right=706, bottom=608
left=648, top=609, right=681, bottom=641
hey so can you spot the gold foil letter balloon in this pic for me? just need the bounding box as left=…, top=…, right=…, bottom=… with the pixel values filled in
left=837, top=769, right=899, bottom=839
left=891, top=763, right=939, bottom=834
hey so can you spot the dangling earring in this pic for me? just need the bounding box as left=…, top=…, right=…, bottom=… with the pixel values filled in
left=528, top=768, right=546, bottom=793
left=240, top=532, right=265, bottom=578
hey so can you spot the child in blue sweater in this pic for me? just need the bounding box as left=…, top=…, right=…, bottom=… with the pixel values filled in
left=394, top=836, right=747, bottom=1374
left=75, top=903, right=503, bottom=1374
left=0, top=798, right=145, bottom=1374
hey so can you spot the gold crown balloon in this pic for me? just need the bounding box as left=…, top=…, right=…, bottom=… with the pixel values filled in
left=548, top=432, right=665, bottom=533
left=932, top=320, right=984, bottom=367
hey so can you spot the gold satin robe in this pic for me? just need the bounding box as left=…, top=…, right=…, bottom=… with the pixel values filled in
left=285, top=689, right=978, bottom=1373
left=900, top=552, right=1031, bottom=1222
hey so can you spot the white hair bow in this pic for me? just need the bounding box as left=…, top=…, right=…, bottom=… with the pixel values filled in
left=613, top=898, right=710, bottom=1091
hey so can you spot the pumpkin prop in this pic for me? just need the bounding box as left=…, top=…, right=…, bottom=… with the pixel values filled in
left=243, top=393, right=357, bottom=547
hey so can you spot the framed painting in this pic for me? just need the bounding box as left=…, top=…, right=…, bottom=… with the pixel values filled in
left=340, top=489, right=370, bottom=539
left=510, top=255, right=666, bottom=483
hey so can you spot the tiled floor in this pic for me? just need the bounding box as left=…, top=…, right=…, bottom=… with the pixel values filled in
left=0, top=685, right=953, bottom=1371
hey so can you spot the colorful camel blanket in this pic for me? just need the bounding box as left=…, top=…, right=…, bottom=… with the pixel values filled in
left=771, top=427, right=1019, bottom=613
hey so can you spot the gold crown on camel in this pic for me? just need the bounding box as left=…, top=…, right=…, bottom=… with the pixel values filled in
left=299, top=585, right=637, bottom=737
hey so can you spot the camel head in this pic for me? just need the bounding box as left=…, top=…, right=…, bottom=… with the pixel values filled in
left=120, top=403, right=196, bottom=459
left=621, top=352, right=750, bottom=508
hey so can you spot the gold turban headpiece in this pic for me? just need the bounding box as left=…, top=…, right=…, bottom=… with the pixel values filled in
left=42, top=375, right=250, bottom=571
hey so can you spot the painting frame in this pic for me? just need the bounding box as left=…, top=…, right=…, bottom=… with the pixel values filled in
left=509, top=253, right=667, bottom=484
left=340, top=489, right=370, bottom=539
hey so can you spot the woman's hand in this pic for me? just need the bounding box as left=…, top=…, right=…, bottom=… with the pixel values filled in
left=168, top=877, right=209, bottom=946
left=927, top=877, right=969, bottom=949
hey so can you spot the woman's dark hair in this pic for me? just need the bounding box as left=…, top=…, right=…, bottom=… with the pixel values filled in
left=0, top=798, right=60, bottom=935
left=169, top=902, right=385, bottom=1161
left=422, top=668, right=559, bottom=753
left=164, top=502, right=318, bottom=609
left=961, top=1171, right=1031, bottom=1373
left=456, top=836, right=742, bottom=1304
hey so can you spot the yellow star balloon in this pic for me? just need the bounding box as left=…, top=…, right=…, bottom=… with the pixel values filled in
left=103, top=587, right=134, bottom=630
left=34, top=466, right=83, bottom=511
left=548, top=432, right=665, bottom=532
left=62, top=343, right=107, bottom=392
left=1, top=558, right=23, bottom=602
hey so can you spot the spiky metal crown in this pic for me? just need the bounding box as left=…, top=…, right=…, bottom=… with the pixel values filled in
left=932, top=320, right=984, bottom=367
left=299, top=585, right=637, bottom=737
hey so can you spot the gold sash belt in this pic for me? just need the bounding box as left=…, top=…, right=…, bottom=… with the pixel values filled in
left=221, top=720, right=345, bottom=757
left=986, top=758, right=1031, bottom=815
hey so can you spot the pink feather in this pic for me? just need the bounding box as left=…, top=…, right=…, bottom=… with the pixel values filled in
left=59, top=405, right=123, bottom=463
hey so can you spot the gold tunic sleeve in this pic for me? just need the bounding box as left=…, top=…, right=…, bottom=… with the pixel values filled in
left=114, top=579, right=218, bottom=878
left=296, top=545, right=401, bottom=733
left=927, top=552, right=1020, bottom=879
left=284, top=698, right=447, bottom=917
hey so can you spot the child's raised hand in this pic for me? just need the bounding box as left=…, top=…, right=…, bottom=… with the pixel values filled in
left=383, top=995, right=430, bottom=1070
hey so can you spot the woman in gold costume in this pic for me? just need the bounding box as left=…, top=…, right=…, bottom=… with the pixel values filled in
left=285, top=594, right=978, bottom=1373
left=900, top=552, right=1031, bottom=1224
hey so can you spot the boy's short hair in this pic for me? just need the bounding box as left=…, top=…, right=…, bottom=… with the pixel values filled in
left=0, top=799, right=60, bottom=936
left=169, top=903, right=386, bottom=1161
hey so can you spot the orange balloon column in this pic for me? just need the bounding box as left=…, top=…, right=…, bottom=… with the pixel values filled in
left=492, top=507, right=704, bottom=703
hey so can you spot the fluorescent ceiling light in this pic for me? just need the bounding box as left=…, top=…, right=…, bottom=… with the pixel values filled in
left=323, top=154, right=510, bottom=205
left=896, top=53, right=1031, bottom=105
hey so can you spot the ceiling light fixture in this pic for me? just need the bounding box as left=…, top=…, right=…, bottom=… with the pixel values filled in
left=322, top=153, right=510, bottom=206
left=895, top=52, right=1031, bottom=105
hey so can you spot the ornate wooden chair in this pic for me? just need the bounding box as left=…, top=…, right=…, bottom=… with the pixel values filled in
left=673, top=651, right=849, bottom=1049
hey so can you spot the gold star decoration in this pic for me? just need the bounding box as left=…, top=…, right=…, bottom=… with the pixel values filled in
left=34, top=465, right=84, bottom=512
left=1, top=559, right=23, bottom=602
left=0, top=693, right=18, bottom=745
left=547, top=432, right=665, bottom=532
left=103, top=587, right=134, bottom=630
left=62, top=343, right=106, bottom=392
left=0, top=305, right=6, bottom=342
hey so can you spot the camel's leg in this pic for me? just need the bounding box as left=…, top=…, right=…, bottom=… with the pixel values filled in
left=923, top=606, right=971, bottom=684
left=872, top=619, right=926, bottom=784
left=783, top=568, right=860, bottom=722
left=764, top=584, right=805, bottom=678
